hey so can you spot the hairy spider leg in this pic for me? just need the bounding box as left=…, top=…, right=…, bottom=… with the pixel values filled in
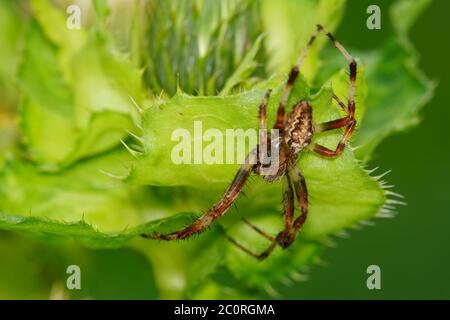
left=258, top=89, right=273, bottom=165
left=226, top=235, right=278, bottom=260
left=234, top=168, right=311, bottom=260
left=274, top=26, right=322, bottom=131
left=241, top=218, right=275, bottom=241
left=282, top=174, right=296, bottom=228
left=226, top=175, right=296, bottom=260
left=311, top=24, right=358, bottom=157
left=290, top=167, right=308, bottom=232
left=141, top=151, right=257, bottom=240
left=255, top=175, right=297, bottom=260
left=332, top=93, right=348, bottom=113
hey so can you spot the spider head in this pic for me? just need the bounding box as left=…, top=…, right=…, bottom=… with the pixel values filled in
left=284, top=100, right=314, bottom=154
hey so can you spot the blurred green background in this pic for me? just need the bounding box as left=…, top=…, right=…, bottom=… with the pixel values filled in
left=0, top=0, right=449, bottom=299
left=285, top=0, right=450, bottom=299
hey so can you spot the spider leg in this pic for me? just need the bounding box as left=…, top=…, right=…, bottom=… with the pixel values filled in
left=313, top=120, right=357, bottom=157
left=311, top=24, right=358, bottom=157
left=316, top=116, right=353, bottom=132
left=312, top=99, right=357, bottom=157
left=251, top=168, right=310, bottom=260
left=274, top=26, right=322, bottom=131
left=258, top=89, right=273, bottom=165
left=227, top=176, right=295, bottom=260
left=141, top=151, right=257, bottom=241
left=314, top=94, right=352, bottom=133
left=258, top=168, right=310, bottom=257
left=282, top=174, right=295, bottom=228
left=259, top=89, right=272, bottom=130
left=226, top=235, right=278, bottom=260
left=254, top=174, right=299, bottom=260
left=333, top=93, right=348, bottom=113
left=316, top=24, right=357, bottom=117
left=242, top=218, right=275, bottom=241
left=290, top=167, right=309, bottom=232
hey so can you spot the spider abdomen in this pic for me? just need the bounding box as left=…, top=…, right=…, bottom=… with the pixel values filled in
left=284, top=100, right=314, bottom=154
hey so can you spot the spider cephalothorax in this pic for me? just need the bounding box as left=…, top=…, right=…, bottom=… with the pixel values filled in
left=142, top=25, right=358, bottom=260
left=254, top=99, right=314, bottom=183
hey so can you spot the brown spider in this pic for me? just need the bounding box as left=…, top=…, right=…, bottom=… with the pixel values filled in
left=142, top=25, right=357, bottom=260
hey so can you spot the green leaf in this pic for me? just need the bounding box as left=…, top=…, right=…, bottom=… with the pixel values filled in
left=30, top=0, right=86, bottom=81
left=0, top=149, right=194, bottom=246
left=0, top=1, right=22, bottom=155
left=18, top=12, right=142, bottom=170
left=0, top=1, right=25, bottom=107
